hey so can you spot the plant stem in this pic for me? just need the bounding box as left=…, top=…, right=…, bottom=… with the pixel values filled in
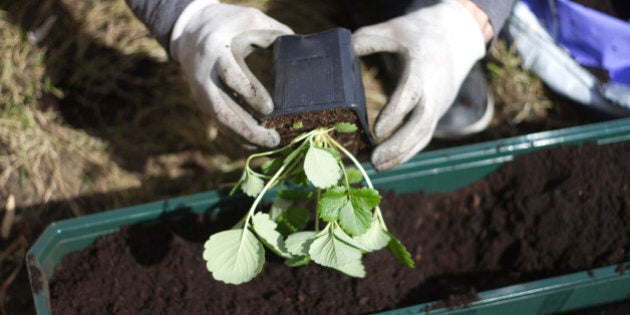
left=315, top=188, right=321, bottom=231
left=246, top=146, right=287, bottom=166
left=327, top=136, right=388, bottom=230
left=291, top=128, right=321, bottom=145
left=243, top=163, right=288, bottom=227
left=340, top=160, right=350, bottom=190
left=327, top=137, right=374, bottom=189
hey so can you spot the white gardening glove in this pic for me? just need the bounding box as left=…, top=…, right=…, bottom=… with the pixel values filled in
left=353, top=0, right=486, bottom=171
left=170, top=0, right=293, bottom=147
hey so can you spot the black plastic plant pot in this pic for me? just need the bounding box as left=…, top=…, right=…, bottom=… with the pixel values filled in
left=268, top=27, right=373, bottom=144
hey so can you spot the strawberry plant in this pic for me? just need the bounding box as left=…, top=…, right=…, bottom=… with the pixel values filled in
left=202, top=123, right=414, bottom=284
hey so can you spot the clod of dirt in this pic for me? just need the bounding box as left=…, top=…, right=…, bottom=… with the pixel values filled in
left=262, top=108, right=372, bottom=155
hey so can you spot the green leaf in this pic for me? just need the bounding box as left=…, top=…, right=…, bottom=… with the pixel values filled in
left=332, top=259, right=366, bottom=278
left=261, top=157, right=283, bottom=175
left=334, top=122, right=358, bottom=133
left=346, top=168, right=363, bottom=185
left=332, top=225, right=370, bottom=251
left=318, top=186, right=348, bottom=222
left=289, top=168, right=309, bottom=186
left=229, top=172, right=246, bottom=196
left=354, top=218, right=390, bottom=251
left=252, top=213, right=290, bottom=258
left=203, top=228, right=265, bottom=284
left=308, top=226, right=362, bottom=269
left=285, top=255, right=311, bottom=267
left=292, top=121, right=304, bottom=129
left=276, top=206, right=310, bottom=235
left=241, top=171, right=264, bottom=197
left=320, top=146, right=342, bottom=161
left=349, top=188, right=381, bottom=213
left=229, top=182, right=242, bottom=196
left=269, top=197, right=292, bottom=220
left=278, top=189, right=313, bottom=201
left=285, top=231, right=317, bottom=256
left=339, top=200, right=372, bottom=236
left=283, top=143, right=308, bottom=166
left=304, top=146, right=342, bottom=189
left=387, top=232, right=415, bottom=268
left=318, top=188, right=376, bottom=235
left=326, top=188, right=379, bottom=236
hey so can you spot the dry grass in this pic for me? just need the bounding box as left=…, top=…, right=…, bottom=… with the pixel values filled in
left=0, top=0, right=588, bottom=313
left=0, top=0, right=251, bottom=212
left=487, top=40, right=552, bottom=125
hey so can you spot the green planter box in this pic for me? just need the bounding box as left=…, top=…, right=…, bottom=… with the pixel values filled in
left=27, top=118, right=630, bottom=314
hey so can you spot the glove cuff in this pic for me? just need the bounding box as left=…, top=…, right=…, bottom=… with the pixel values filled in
left=439, top=0, right=486, bottom=54
left=436, top=0, right=487, bottom=116
left=170, top=0, right=220, bottom=61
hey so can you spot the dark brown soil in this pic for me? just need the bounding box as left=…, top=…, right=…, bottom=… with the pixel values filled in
left=49, top=142, right=630, bottom=314
left=262, top=108, right=371, bottom=155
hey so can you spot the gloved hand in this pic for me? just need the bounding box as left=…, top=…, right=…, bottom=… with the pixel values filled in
left=352, top=0, right=486, bottom=171
left=170, top=0, right=293, bottom=147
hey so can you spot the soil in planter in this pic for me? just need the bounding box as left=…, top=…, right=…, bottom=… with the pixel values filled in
left=262, top=108, right=371, bottom=155
left=49, top=142, right=630, bottom=314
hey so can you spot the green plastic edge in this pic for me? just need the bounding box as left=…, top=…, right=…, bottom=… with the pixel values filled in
left=26, top=117, right=630, bottom=315
left=378, top=264, right=630, bottom=315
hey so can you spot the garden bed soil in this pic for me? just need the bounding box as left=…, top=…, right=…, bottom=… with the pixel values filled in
left=49, top=142, right=630, bottom=314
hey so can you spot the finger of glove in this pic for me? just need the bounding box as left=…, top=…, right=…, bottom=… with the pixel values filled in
left=352, top=30, right=422, bottom=138
left=352, top=29, right=403, bottom=56
left=219, top=28, right=293, bottom=115
left=217, top=55, right=274, bottom=115
left=371, top=99, right=438, bottom=171
left=372, top=64, right=422, bottom=138
left=195, top=79, right=280, bottom=148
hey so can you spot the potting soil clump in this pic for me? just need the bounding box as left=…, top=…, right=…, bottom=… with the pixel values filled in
left=49, top=142, right=629, bottom=314
left=263, top=108, right=371, bottom=154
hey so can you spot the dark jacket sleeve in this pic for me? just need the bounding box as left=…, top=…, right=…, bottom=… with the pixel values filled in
left=125, top=0, right=193, bottom=51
